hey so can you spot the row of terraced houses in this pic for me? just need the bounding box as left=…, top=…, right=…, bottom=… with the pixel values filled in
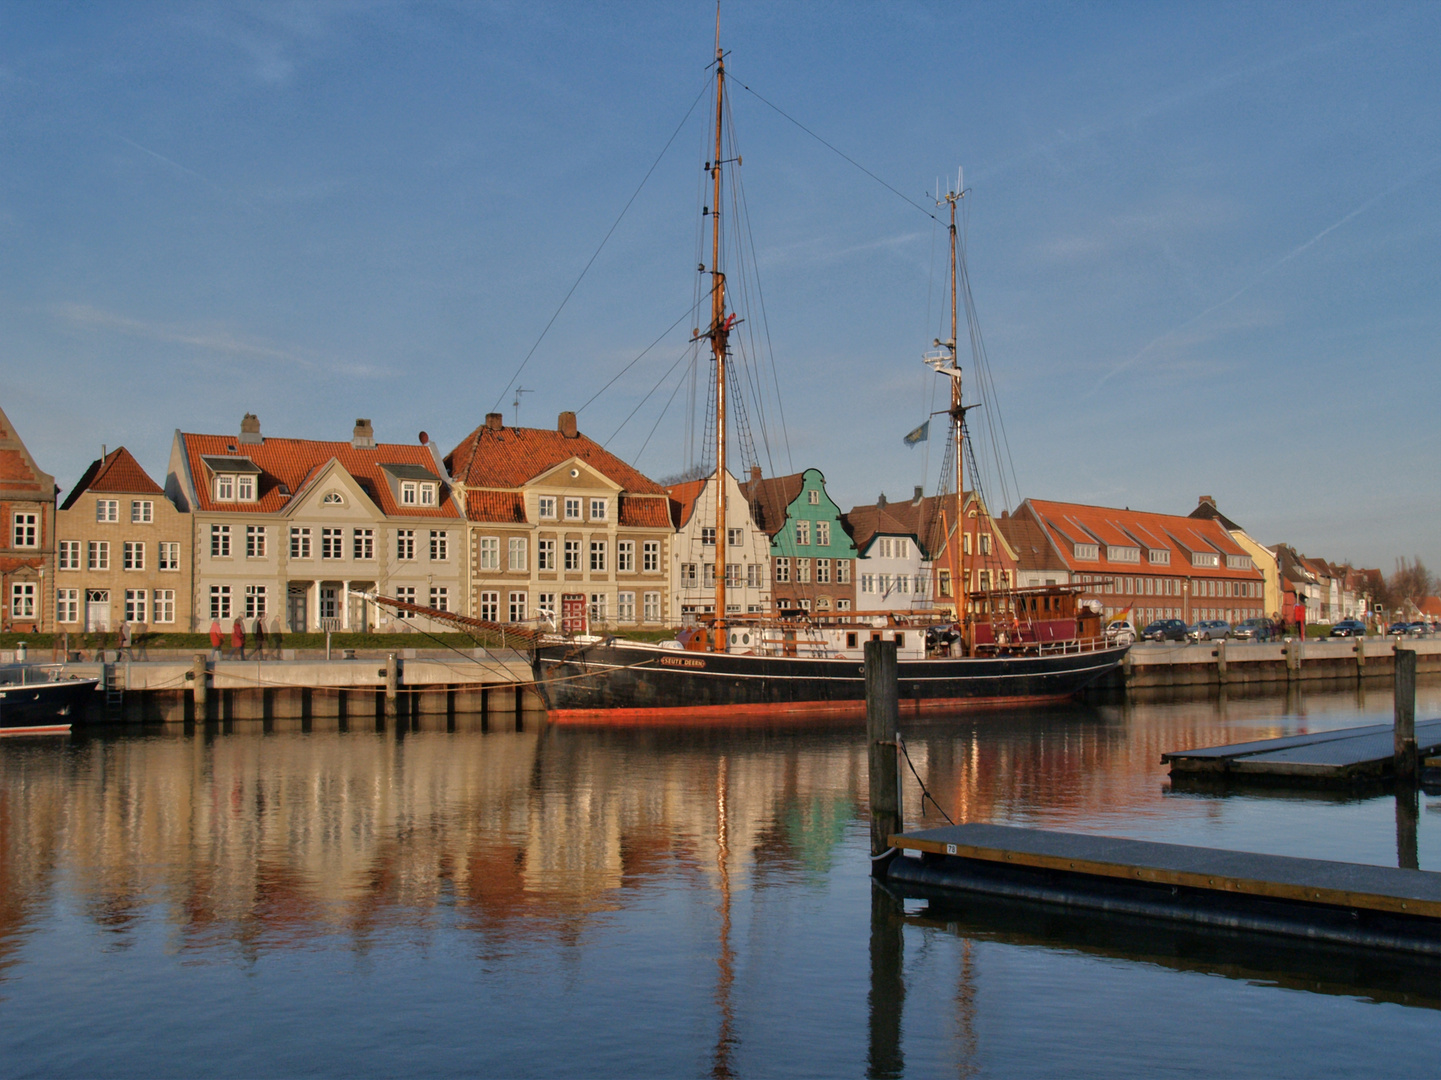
left=0, top=404, right=1376, bottom=634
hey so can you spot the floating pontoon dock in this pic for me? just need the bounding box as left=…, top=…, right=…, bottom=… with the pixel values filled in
left=1163, top=718, right=1441, bottom=784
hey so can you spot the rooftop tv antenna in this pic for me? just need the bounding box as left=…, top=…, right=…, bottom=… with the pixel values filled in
left=512, top=386, right=533, bottom=427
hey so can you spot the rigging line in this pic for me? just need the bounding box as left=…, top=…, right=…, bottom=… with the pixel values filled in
left=577, top=306, right=695, bottom=415
left=635, top=352, right=694, bottom=464
left=489, top=76, right=712, bottom=414
left=734, top=77, right=939, bottom=224
left=606, top=344, right=694, bottom=447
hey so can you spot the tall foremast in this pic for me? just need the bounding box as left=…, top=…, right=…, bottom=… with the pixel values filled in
left=706, top=36, right=731, bottom=650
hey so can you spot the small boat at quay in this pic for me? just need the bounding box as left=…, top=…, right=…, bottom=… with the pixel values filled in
left=0, top=664, right=99, bottom=735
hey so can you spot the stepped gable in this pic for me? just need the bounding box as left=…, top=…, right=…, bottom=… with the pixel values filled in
left=181, top=433, right=460, bottom=518
left=60, top=447, right=162, bottom=510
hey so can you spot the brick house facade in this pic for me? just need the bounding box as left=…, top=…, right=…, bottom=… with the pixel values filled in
left=55, top=447, right=194, bottom=632
left=0, top=405, right=56, bottom=632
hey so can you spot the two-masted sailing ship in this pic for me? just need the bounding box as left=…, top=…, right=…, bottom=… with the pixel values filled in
left=518, top=36, right=1128, bottom=721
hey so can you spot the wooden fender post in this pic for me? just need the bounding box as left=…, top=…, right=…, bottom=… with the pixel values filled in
left=866, top=638, right=901, bottom=875
left=384, top=653, right=399, bottom=720
left=192, top=653, right=209, bottom=722
left=1394, top=647, right=1417, bottom=779
left=1355, top=635, right=1366, bottom=680
left=1215, top=639, right=1227, bottom=685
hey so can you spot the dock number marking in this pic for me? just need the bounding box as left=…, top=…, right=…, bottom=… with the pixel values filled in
left=946, top=843, right=957, bottom=855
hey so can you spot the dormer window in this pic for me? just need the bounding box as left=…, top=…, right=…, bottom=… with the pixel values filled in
left=1191, top=551, right=1220, bottom=568
left=1074, top=543, right=1099, bottom=561
left=1107, top=545, right=1140, bottom=563
left=402, top=481, right=417, bottom=505
left=420, top=483, right=437, bottom=506
left=1148, top=549, right=1171, bottom=565
left=215, top=475, right=234, bottom=501
left=237, top=475, right=255, bottom=501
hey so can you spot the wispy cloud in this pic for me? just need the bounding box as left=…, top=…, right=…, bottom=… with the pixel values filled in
left=1085, top=160, right=1441, bottom=396
left=52, top=303, right=387, bottom=379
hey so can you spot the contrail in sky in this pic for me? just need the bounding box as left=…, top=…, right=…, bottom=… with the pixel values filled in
left=109, top=132, right=261, bottom=212
left=1087, top=159, right=1441, bottom=396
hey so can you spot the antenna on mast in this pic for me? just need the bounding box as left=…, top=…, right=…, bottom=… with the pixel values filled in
left=512, top=386, right=532, bottom=427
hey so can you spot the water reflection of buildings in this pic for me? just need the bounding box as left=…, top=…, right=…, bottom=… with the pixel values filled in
left=0, top=723, right=866, bottom=968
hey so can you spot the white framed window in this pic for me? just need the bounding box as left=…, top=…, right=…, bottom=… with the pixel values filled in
left=590, top=541, right=607, bottom=572
left=353, top=528, right=374, bottom=560
left=88, top=540, right=110, bottom=571
left=420, top=483, right=437, bottom=506
left=538, top=496, right=557, bottom=519
left=394, top=586, right=415, bottom=615
left=289, top=529, right=311, bottom=559
left=125, top=588, right=148, bottom=623
left=537, top=592, right=557, bottom=624
left=11, top=582, right=36, bottom=620
left=879, top=538, right=892, bottom=559
left=322, top=492, right=343, bottom=505
left=210, top=584, right=232, bottom=620
left=564, top=497, right=581, bottom=520
left=123, top=541, right=145, bottom=571
left=589, top=498, right=607, bottom=521
left=211, top=524, right=231, bottom=558
left=96, top=499, right=118, bottom=523
left=131, top=500, right=153, bottom=524
left=479, top=591, right=498, bottom=621
left=57, top=588, right=79, bottom=623
left=508, top=591, right=527, bottom=623
left=12, top=512, right=38, bottom=547
left=509, top=537, right=527, bottom=571
left=747, top=563, right=762, bottom=587
left=837, top=560, right=850, bottom=584
left=430, top=586, right=449, bottom=612
left=245, top=585, right=266, bottom=619
left=153, top=589, right=175, bottom=624
left=795, top=521, right=810, bottom=545
left=701, top=527, right=716, bottom=546
left=237, top=475, right=255, bottom=501
left=898, top=574, right=910, bottom=594
left=642, top=591, right=660, bottom=622
left=703, top=563, right=715, bottom=588
left=681, top=563, right=698, bottom=587
left=774, top=557, right=791, bottom=583
left=617, top=540, right=634, bottom=572
left=1149, top=549, right=1171, bottom=565
left=246, top=525, right=266, bottom=558
left=617, top=591, right=635, bottom=621
left=430, top=531, right=448, bottom=561
left=724, top=564, right=741, bottom=587
left=538, top=538, right=556, bottom=570
left=564, top=540, right=581, bottom=571
left=588, top=593, right=607, bottom=622
left=321, top=528, right=343, bottom=559
left=807, top=490, right=819, bottom=505
left=798, top=558, right=811, bottom=584
left=816, top=558, right=831, bottom=584
left=401, top=481, right=417, bottom=505
left=479, top=536, right=500, bottom=570
left=980, top=534, right=992, bottom=555
left=816, top=521, right=830, bottom=547
left=215, top=475, right=234, bottom=501
left=798, top=598, right=811, bottom=611
left=643, top=541, right=659, bottom=572
left=895, top=538, right=908, bottom=559
left=861, top=574, right=875, bottom=594
left=59, top=540, right=81, bottom=570
left=727, top=528, right=743, bottom=546
left=397, top=529, right=415, bottom=560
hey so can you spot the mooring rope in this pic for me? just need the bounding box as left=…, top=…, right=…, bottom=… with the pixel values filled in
left=896, top=732, right=956, bottom=826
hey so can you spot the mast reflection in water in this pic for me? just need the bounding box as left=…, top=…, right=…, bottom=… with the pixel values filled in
left=1, top=683, right=1438, bottom=1076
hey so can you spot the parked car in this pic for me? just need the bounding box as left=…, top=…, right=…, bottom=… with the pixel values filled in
left=1230, top=617, right=1277, bottom=641
left=1387, top=621, right=1426, bottom=637
left=1187, top=620, right=1231, bottom=641
left=1141, top=619, right=1188, bottom=642
left=1105, top=620, right=1137, bottom=645
left=1328, top=619, right=1367, bottom=638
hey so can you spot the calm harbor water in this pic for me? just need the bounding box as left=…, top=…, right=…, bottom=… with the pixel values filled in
left=2, top=680, right=1439, bottom=1078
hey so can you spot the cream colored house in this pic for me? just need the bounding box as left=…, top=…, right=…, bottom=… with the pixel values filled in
left=665, top=469, right=771, bottom=621
left=166, top=416, right=465, bottom=633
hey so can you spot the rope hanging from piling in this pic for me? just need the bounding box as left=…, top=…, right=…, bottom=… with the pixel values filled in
left=897, top=732, right=956, bottom=826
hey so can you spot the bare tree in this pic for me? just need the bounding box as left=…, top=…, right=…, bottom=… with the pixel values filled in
left=1382, top=556, right=1438, bottom=610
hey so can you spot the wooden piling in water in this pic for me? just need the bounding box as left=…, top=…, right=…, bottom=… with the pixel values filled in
left=192, top=654, right=208, bottom=722
left=1395, top=648, right=1417, bottom=779
left=866, top=638, right=901, bottom=876
left=384, top=654, right=399, bottom=721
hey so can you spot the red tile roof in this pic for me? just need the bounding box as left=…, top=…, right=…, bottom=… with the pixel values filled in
left=619, top=496, right=672, bottom=529
left=1022, top=498, right=1259, bottom=578
left=446, top=420, right=665, bottom=494
left=180, top=433, right=461, bottom=518
left=60, top=447, right=163, bottom=509
left=666, top=479, right=706, bottom=529
left=743, top=473, right=805, bottom=537
left=466, top=490, right=527, bottom=523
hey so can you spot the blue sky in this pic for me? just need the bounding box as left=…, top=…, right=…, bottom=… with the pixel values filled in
left=2, top=1, right=1437, bottom=574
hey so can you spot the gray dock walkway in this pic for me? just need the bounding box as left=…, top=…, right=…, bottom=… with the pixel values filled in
left=883, top=823, right=1441, bottom=954
left=1163, top=718, right=1441, bottom=782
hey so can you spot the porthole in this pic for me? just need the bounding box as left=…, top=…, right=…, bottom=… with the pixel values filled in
left=742, top=633, right=751, bottom=645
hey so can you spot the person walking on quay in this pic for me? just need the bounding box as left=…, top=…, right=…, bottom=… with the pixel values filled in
left=116, top=621, right=132, bottom=661
left=269, top=616, right=284, bottom=660
left=232, top=616, right=246, bottom=660
left=210, top=619, right=223, bottom=660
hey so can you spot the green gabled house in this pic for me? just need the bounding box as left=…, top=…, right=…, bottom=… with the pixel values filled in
left=744, top=467, right=857, bottom=614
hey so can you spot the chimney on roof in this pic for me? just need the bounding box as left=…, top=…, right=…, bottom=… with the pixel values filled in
left=877, top=492, right=887, bottom=508
left=239, top=413, right=262, bottom=445
left=352, top=418, right=375, bottom=449
left=558, top=411, right=578, bottom=439
left=913, top=485, right=923, bottom=503
left=485, top=412, right=503, bottom=432
left=1199, top=494, right=1216, bottom=508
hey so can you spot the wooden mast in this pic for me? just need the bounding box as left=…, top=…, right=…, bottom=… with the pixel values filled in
left=944, top=184, right=966, bottom=642
left=708, top=22, right=730, bottom=651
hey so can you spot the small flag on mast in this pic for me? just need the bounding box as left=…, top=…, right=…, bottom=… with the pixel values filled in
left=903, top=419, right=930, bottom=446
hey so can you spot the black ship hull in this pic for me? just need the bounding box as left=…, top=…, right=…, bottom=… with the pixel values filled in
left=533, top=640, right=1126, bottom=722
left=0, top=673, right=98, bottom=735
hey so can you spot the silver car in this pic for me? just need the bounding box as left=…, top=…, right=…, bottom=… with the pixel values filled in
left=1186, top=619, right=1231, bottom=641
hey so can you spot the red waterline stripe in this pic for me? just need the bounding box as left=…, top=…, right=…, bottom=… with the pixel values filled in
left=544, top=692, right=1074, bottom=725
left=0, top=724, right=72, bottom=736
